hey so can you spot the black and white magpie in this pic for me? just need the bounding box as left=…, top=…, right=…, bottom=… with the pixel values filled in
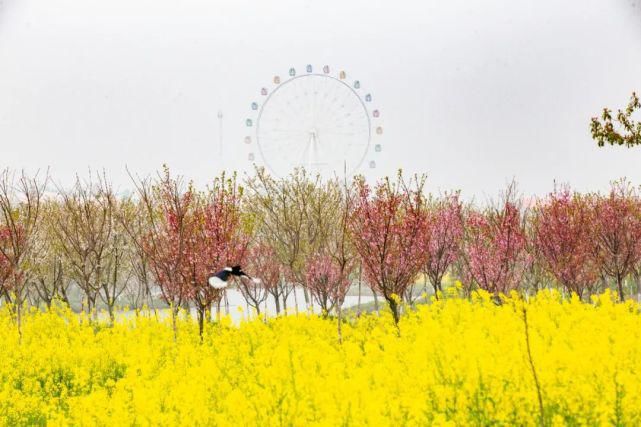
left=207, top=265, right=259, bottom=289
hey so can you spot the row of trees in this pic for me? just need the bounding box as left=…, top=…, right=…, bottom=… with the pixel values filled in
left=2, top=166, right=641, bottom=334
left=344, top=177, right=641, bottom=322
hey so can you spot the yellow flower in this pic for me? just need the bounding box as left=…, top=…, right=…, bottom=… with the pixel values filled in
left=1, top=292, right=640, bottom=425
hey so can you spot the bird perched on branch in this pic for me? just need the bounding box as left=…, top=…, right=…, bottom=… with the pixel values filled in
left=208, top=265, right=259, bottom=289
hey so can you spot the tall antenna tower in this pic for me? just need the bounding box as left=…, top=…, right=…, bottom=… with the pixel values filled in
left=217, top=110, right=224, bottom=158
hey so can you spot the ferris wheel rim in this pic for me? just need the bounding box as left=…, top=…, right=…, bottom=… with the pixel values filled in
left=255, top=73, right=372, bottom=177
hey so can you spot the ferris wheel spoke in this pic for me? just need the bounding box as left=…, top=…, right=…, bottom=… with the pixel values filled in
left=259, top=143, right=305, bottom=155
left=262, top=128, right=308, bottom=136
left=272, top=102, right=301, bottom=125
left=313, top=76, right=333, bottom=125
left=261, top=147, right=303, bottom=156
left=292, top=79, right=313, bottom=119
left=317, top=79, right=343, bottom=121
left=322, top=130, right=357, bottom=136
left=270, top=89, right=305, bottom=123
left=259, top=139, right=302, bottom=148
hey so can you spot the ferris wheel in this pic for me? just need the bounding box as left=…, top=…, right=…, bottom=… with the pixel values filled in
left=243, top=65, right=383, bottom=177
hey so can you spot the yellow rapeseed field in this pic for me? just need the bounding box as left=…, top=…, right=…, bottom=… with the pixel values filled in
left=1, top=290, right=641, bottom=426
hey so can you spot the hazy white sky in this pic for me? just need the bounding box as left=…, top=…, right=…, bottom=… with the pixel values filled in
left=1, top=0, right=640, bottom=199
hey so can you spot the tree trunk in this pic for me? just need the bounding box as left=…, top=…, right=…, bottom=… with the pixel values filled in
left=197, top=305, right=205, bottom=341
left=89, top=294, right=98, bottom=321
left=337, top=302, right=343, bottom=343
left=634, top=272, right=641, bottom=302
left=293, top=286, right=300, bottom=315
left=432, top=280, right=443, bottom=301
left=16, top=291, right=23, bottom=344
left=321, top=298, right=329, bottom=318
left=373, top=291, right=380, bottom=316
left=357, top=265, right=362, bottom=316
left=59, top=286, right=70, bottom=307
left=303, top=286, right=310, bottom=308
left=387, top=296, right=401, bottom=326
left=171, top=305, right=178, bottom=341
left=145, top=283, right=156, bottom=312
left=403, top=287, right=413, bottom=306
left=423, top=274, right=433, bottom=302
left=107, top=301, right=115, bottom=325
left=617, top=274, right=625, bottom=302
left=273, top=293, right=281, bottom=315
left=600, top=275, right=608, bottom=294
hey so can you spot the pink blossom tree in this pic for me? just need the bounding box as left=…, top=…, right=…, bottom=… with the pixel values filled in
left=305, top=252, right=352, bottom=316
left=0, top=169, right=46, bottom=338
left=306, top=251, right=354, bottom=342
left=532, top=188, right=598, bottom=298
left=186, top=172, right=250, bottom=336
left=461, top=185, right=529, bottom=298
left=521, top=215, right=552, bottom=295
left=129, top=166, right=195, bottom=337
left=132, top=169, right=250, bottom=337
left=326, top=178, right=358, bottom=340
left=0, top=226, right=13, bottom=300
left=245, top=242, right=283, bottom=314
left=236, top=243, right=270, bottom=316
left=348, top=173, right=425, bottom=324
left=419, top=193, right=464, bottom=299
left=590, top=180, right=641, bottom=301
